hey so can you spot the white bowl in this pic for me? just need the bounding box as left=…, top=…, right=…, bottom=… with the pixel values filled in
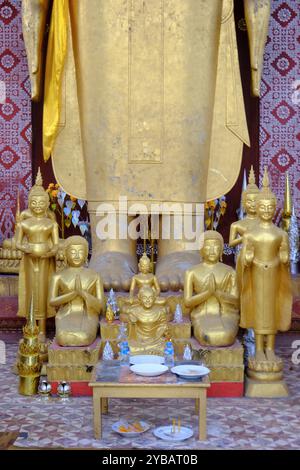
left=130, top=355, right=164, bottom=365
left=130, top=363, right=168, bottom=377
left=171, top=364, right=210, bottom=379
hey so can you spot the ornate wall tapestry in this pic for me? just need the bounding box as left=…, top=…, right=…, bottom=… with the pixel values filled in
left=260, top=0, right=300, bottom=219
left=0, top=0, right=31, bottom=243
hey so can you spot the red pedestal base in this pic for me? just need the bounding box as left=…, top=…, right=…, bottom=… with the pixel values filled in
left=50, top=381, right=244, bottom=398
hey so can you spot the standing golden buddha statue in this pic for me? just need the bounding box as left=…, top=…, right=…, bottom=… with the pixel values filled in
left=184, top=231, right=239, bottom=347
left=239, top=168, right=292, bottom=397
left=229, top=166, right=260, bottom=249
left=22, top=0, right=270, bottom=291
left=17, top=169, right=59, bottom=341
left=49, top=236, right=105, bottom=347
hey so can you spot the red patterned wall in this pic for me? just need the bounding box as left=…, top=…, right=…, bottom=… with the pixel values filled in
left=0, top=0, right=31, bottom=243
left=260, top=0, right=300, bottom=220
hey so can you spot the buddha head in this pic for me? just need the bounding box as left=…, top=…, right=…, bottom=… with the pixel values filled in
left=256, top=167, right=277, bottom=222
left=28, top=168, right=50, bottom=217
left=242, top=166, right=260, bottom=216
left=201, top=230, right=224, bottom=264
left=138, top=253, right=151, bottom=274
left=64, top=235, right=89, bottom=267
left=138, top=285, right=156, bottom=310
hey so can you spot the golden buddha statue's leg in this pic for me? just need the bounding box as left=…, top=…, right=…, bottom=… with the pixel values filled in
left=156, top=214, right=201, bottom=291
left=255, top=333, right=266, bottom=362
left=265, top=334, right=277, bottom=362
left=89, top=212, right=137, bottom=291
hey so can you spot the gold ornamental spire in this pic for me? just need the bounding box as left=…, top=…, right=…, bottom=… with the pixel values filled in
left=248, top=165, right=256, bottom=186
left=15, top=189, right=20, bottom=225
left=259, top=166, right=276, bottom=202
left=283, top=172, right=292, bottom=217
left=35, top=167, right=43, bottom=187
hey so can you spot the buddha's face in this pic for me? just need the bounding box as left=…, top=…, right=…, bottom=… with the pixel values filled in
left=66, top=244, right=87, bottom=267
left=202, top=239, right=221, bottom=264
left=29, top=195, right=49, bottom=216
left=139, top=290, right=155, bottom=309
left=243, top=193, right=257, bottom=215
left=257, top=198, right=276, bottom=222
left=139, top=260, right=150, bottom=274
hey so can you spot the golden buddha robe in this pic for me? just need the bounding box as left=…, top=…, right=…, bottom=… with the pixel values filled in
left=127, top=304, right=168, bottom=354
left=45, top=0, right=249, bottom=208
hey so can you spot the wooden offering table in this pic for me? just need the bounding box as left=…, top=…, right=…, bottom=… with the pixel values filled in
left=89, top=361, right=210, bottom=441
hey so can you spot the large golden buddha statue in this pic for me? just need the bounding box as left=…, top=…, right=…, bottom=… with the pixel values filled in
left=49, top=236, right=105, bottom=347
left=17, top=170, right=59, bottom=340
left=22, top=0, right=270, bottom=291
left=123, top=285, right=169, bottom=355
left=184, top=230, right=239, bottom=347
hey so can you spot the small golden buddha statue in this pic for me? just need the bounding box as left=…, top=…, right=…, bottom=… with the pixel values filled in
left=16, top=169, right=59, bottom=340
left=128, top=253, right=161, bottom=304
left=123, top=285, right=169, bottom=355
left=49, top=235, right=105, bottom=347
left=184, top=231, right=239, bottom=347
left=239, top=168, right=292, bottom=367
left=229, top=166, right=260, bottom=249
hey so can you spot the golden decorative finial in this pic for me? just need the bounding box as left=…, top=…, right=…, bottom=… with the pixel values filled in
left=35, top=167, right=43, bottom=187
left=15, top=189, right=20, bottom=225
left=284, top=172, right=292, bottom=217
left=281, top=172, right=292, bottom=231
left=248, top=165, right=256, bottom=186
left=140, top=252, right=150, bottom=264
left=28, top=294, right=35, bottom=330
left=258, top=166, right=276, bottom=202
left=262, top=166, right=270, bottom=191
left=106, top=304, right=114, bottom=323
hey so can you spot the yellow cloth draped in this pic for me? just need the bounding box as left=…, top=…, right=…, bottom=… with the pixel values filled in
left=43, top=0, right=68, bottom=161
left=240, top=261, right=292, bottom=333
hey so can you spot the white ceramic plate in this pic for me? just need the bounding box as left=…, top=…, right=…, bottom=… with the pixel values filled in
left=112, top=420, right=150, bottom=437
left=153, top=425, right=193, bottom=441
left=130, top=363, right=168, bottom=377
left=171, top=364, right=210, bottom=379
left=130, top=355, right=164, bottom=365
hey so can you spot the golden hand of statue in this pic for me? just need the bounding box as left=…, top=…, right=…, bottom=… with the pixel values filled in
left=40, top=248, right=57, bottom=259
left=206, top=273, right=216, bottom=295
left=279, top=244, right=289, bottom=265
left=75, top=275, right=85, bottom=298
left=244, top=244, right=254, bottom=267
left=21, top=242, right=32, bottom=254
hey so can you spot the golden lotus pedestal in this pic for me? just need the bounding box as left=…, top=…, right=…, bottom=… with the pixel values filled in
left=245, top=357, right=289, bottom=398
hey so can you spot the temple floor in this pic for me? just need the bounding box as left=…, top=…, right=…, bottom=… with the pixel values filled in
left=0, top=333, right=299, bottom=450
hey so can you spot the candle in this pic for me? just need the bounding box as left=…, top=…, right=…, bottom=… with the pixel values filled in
left=172, top=418, right=176, bottom=434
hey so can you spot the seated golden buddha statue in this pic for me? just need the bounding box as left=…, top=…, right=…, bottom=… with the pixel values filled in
left=128, top=253, right=161, bottom=304
left=184, top=231, right=239, bottom=347
left=49, top=236, right=105, bottom=346
left=123, top=285, right=169, bottom=355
